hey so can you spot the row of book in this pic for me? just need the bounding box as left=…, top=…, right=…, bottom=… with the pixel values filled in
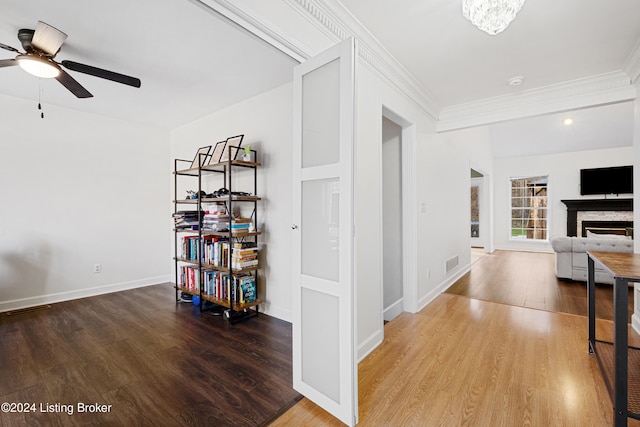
left=180, top=236, right=259, bottom=271
left=179, top=265, right=257, bottom=305
left=178, top=265, right=200, bottom=293
left=203, top=271, right=257, bottom=304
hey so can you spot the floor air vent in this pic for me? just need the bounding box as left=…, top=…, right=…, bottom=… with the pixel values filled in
left=446, top=256, right=459, bottom=273
left=5, top=305, right=51, bottom=316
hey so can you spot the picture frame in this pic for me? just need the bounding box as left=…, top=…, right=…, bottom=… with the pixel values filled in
left=190, top=146, right=211, bottom=169
left=208, top=140, right=227, bottom=165
left=220, top=134, right=244, bottom=162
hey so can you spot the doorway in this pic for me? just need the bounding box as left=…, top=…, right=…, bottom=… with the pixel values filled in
left=470, top=168, right=484, bottom=249
left=382, top=117, right=403, bottom=322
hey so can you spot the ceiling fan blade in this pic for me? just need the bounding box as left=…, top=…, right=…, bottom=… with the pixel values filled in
left=31, top=21, right=67, bottom=56
left=0, top=42, right=19, bottom=53
left=55, top=69, right=93, bottom=98
left=0, top=58, right=17, bottom=68
left=61, top=60, right=141, bottom=88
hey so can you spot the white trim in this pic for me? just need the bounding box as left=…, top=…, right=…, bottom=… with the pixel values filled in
left=383, top=298, right=404, bottom=322
left=357, top=328, right=383, bottom=362
left=438, top=71, right=636, bottom=132
left=418, top=264, right=472, bottom=313
left=288, top=0, right=440, bottom=120
left=624, top=38, right=640, bottom=86
left=381, top=106, right=419, bottom=318
left=0, top=275, right=171, bottom=313
left=192, top=0, right=312, bottom=62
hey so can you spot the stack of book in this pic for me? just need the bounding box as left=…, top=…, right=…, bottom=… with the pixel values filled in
left=231, top=242, right=258, bottom=270
left=231, top=217, right=253, bottom=234
left=202, top=208, right=229, bottom=231
left=173, top=210, right=204, bottom=230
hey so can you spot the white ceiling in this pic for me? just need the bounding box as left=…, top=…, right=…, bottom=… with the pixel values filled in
left=340, top=0, right=640, bottom=158
left=0, top=0, right=638, bottom=158
left=0, top=0, right=297, bottom=129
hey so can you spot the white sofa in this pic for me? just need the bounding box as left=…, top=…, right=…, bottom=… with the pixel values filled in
left=550, top=235, right=633, bottom=284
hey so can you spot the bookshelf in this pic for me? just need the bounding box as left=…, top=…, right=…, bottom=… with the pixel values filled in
left=173, top=148, right=262, bottom=323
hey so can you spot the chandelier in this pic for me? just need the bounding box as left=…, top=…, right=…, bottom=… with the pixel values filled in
left=462, top=0, right=526, bottom=35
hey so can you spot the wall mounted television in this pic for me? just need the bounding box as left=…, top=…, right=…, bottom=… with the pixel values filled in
left=580, top=165, right=633, bottom=195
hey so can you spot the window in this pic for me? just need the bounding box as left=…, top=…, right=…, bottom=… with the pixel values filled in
left=510, top=176, right=548, bottom=240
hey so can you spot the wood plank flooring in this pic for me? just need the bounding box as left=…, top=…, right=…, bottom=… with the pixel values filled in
left=447, top=250, right=634, bottom=322
left=0, top=284, right=300, bottom=427
left=272, top=250, right=640, bottom=426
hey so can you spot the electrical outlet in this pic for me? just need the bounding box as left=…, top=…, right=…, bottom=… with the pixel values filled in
left=93, top=264, right=102, bottom=273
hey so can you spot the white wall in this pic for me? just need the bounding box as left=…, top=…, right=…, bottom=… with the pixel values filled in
left=170, top=83, right=294, bottom=321
left=494, top=146, right=634, bottom=252
left=0, top=93, right=170, bottom=311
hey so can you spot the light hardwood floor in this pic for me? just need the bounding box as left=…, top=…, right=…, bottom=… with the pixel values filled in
left=272, top=250, right=640, bottom=426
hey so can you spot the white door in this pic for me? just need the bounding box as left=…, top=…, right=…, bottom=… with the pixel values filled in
left=292, top=37, right=357, bottom=426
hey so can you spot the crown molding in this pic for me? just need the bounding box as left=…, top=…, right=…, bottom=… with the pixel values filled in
left=624, top=37, right=640, bottom=86
left=192, top=0, right=313, bottom=62
left=437, top=71, right=637, bottom=132
left=287, top=0, right=441, bottom=119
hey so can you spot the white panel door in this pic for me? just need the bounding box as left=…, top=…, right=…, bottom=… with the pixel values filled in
left=292, top=38, right=357, bottom=426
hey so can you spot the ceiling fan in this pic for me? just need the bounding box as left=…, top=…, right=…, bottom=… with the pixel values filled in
left=0, top=21, right=141, bottom=98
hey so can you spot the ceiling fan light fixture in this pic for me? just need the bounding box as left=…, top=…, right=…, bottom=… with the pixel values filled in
left=462, top=0, right=526, bottom=35
left=16, top=54, right=60, bottom=78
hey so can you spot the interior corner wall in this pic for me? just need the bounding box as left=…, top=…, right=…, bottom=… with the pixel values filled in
left=169, top=82, right=293, bottom=322
left=493, top=146, right=634, bottom=252
left=0, top=93, right=171, bottom=312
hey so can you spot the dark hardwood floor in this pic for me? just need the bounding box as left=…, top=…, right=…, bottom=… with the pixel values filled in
left=0, top=283, right=300, bottom=427
left=446, top=249, right=634, bottom=322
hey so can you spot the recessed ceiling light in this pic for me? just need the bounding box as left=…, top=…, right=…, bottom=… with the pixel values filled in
left=508, top=76, right=525, bottom=86
left=563, top=118, right=573, bottom=126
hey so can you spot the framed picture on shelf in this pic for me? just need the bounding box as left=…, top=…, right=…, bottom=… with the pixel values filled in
left=189, top=146, right=211, bottom=169
left=220, top=134, right=244, bottom=162
left=208, top=141, right=227, bottom=165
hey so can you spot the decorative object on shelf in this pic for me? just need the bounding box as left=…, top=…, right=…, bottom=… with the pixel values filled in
left=190, top=146, right=211, bottom=169
left=241, top=145, right=252, bottom=162
left=462, top=0, right=526, bottom=35
left=208, top=140, right=227, bottom=165
left=220, top=134, right=244, bottom=162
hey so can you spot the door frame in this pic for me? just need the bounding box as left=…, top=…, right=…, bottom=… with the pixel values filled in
left=381, top=106, right=418, bottom=316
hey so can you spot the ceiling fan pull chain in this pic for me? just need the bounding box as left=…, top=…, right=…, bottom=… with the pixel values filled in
left=38, top=78, right=44, bottom=119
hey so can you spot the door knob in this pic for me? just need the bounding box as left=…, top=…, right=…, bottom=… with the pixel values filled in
left=292, top=224, right=298, bottom=230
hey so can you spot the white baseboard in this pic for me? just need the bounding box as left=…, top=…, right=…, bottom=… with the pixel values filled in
left=417, top=263, right=471, bottom=312
left=260, top=303, right=291, bottom=323
left=358, top=327, right=383, bottom=362
left=0, top=275, right=171, bottom=313
left=383, top=298, right=404, bottom=322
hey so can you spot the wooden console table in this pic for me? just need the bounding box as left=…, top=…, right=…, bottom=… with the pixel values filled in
left=587, top=251, right=640, bottom=427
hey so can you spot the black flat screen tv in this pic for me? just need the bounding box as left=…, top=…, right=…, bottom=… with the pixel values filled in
left=580, top=165, right=633, bottom=195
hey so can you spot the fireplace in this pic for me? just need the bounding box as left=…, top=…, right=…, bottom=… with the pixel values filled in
left=561, top=198, right=633, bottom=237
left=581, top=220, right=634, bottom=237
